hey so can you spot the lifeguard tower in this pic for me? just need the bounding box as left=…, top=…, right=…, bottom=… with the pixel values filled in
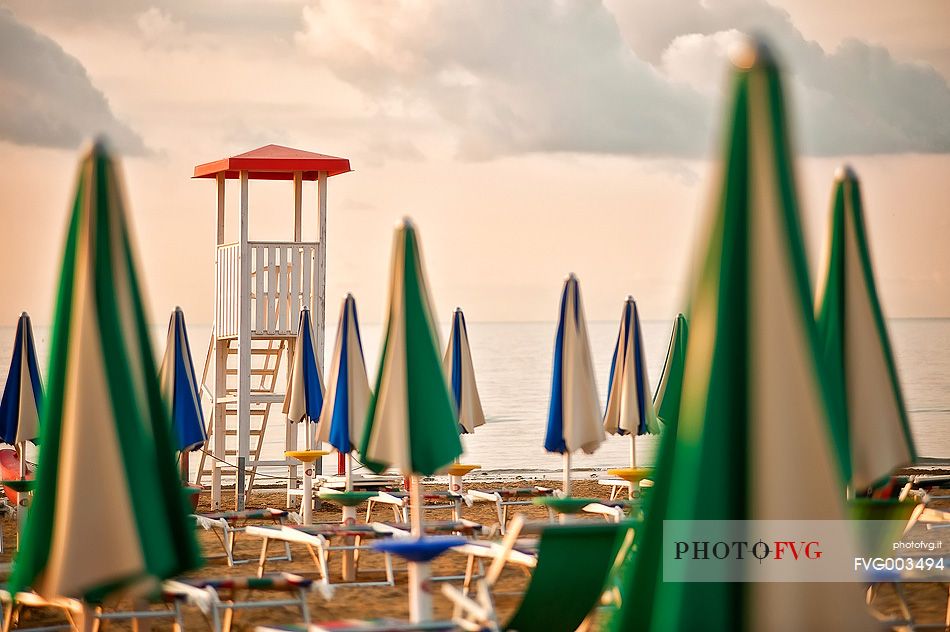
left=192, top=144, right=351, bottom=510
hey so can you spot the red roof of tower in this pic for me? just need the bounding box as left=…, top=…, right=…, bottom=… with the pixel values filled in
left=193, top=144, right=351, bottom=180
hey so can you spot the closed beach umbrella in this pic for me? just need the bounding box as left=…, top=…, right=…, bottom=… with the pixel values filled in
left=815, top=167, right=916, bottom=492
left=544, top=274, right=604, bottom=495
left=616, top=39, right=870, bottom=631
left=443, top=307, right=485, bottom=435
left=0, top=312, right=43, bottom=458
left=316, top=294, right=371, bottom=489
left=360, top=220, right=461, bottom=479
left=360, top=219, right=462, bottom=622
left=284, top=306, right=325, bottom=427
left=159, top=307, right=207, bottom=457
left=603, top=297, right=658, bottom=468
left=284, top=306, right=325, bottom=524
left=652, top=313, right=689, bottom=429
left=11, top=141, right=201, bottom=602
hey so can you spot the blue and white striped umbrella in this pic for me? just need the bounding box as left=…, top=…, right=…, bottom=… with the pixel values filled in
left=159, top=308, right=206, bottom=453
left=545, top=275, right=604, bottom=492
left=284, top=306, right=325, bottom=425
left=604, top=297, right=659, bottom=438
left=0, top=313, right=43, bottom=447
left=317, top=294, right=371, bottom=455
left=443, top=308, right=485, bottom=435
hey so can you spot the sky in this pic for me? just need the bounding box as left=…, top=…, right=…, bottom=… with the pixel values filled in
left=0, top=0, right=948, bottom=327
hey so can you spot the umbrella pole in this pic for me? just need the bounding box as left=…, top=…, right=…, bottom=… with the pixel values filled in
left=302, top=420, right=313, bottom=526
left=340, top=451, right=357, bottom=580
left=562, top=452, right=572, bottom=496
left=180, top=450, right=190, bottom=483
left=629, top=435, right=637, bottom=499
left=407, top=473, right=432, bottom=623
left=16, top=441, right=28, bottom=541
left=345, top=453, right=353, bottom=492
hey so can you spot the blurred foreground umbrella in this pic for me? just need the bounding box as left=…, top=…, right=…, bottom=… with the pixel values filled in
left=283, top=306, right=325, bottom=525
left=317, top=294, right=371, bottom=490
left=603, top=297, right=658, bottom=468
left=815, top=167, right=916, bottom=492
left=443, top=307, right=485, bottom=435
left=544, top=274, right=604, bottom=495
left=652, top=313, right=689, bottom=429
left=159, top=307, right=207, bottom=481
left=615, top=39, right=870, bottom=631
left=361, top=219, right=462, bottom=622
left=11, top=141, right=201, bottom=602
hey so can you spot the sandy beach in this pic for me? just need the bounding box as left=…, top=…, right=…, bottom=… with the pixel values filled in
left=0, top=476, right=946, bottom=630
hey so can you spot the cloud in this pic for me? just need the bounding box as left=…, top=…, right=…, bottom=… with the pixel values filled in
left=136, top=7, right=186, bottom=45
left=297, top=0, right=950, bottom=158
left=610, top=0, right=950, bottom=155
left=0, top=8, right=147, bottom=154
left=296, top=0, right=709, bottom=159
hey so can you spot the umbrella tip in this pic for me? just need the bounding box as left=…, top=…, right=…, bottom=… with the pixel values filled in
left=835, top=164, right=858, bottom=182
left=566, top=272, right=578, bottom=282
left=626, top=295, right=634, bottom=303
left=174, top=305, right=183, bottom=313
left=89, top=135, right=112, bottom=156
left=729, top=34, right=774, bottom=71
left=345, top=292, right=354, bottom=300
left=399, top=216, right=415, bottom=230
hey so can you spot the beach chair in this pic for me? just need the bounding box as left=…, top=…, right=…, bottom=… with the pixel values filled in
left=464, top=487, right=554, bottom=534
left=0, top=588, right=187, bottom=632
left=194, top=507, right=292, bottom=567
left=246, top=524, right=397, bottom=587
left=364, top=490, right=467, bottom=523
left=255, top=621, right=457, bottom=631
left=442, top=514, right=632, bottom=632
left=165, top=572, right=329, bottom=632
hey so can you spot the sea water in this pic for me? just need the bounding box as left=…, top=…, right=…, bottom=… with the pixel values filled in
left=1, top=319, right=947, bottom=477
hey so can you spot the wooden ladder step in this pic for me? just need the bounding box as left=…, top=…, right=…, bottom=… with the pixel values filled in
left=225, top=368, right=280, bottom=376
left=223, top=429, right=264, bottom=436
left=227, top=348, right=282, bottom=356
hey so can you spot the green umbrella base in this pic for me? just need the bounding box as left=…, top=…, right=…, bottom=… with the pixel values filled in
left=533, top=496, right=601, bottom=515
left=2, top=479, right=37, bottom=493
left=318, top=490, right=377, bottom=507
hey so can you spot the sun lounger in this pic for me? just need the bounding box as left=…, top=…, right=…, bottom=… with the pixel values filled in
left=364, top=491, right=467, bottom=523
left=864, top=564, right=950, bottom=629
left=194, top=507, right=292, bottom=567
left=165, top=572, right=329, bottom=632
left=0, top=588, right=186, bottom=632
left=246, top=524, right=397, bottom=587
left=256, top=621, right=458, bottom=631
left=463, top=487, right=554, bottom=534
left=596, top=476, right=653, bottom=500
left=442, top=514, right=633, bottom=632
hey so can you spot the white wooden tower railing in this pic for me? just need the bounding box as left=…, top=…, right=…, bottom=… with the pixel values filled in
left=193, top=145, right=351, bottom=510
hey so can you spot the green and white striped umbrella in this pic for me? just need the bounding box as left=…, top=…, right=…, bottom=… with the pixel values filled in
left=652, top=313, right=689, bottom=429
left=360, top=219, right=462, bottom=476
left=618, top=39, right=870, bottom=631
left=815, top=167, right=916, bottom=491
left=10, top=141, right=201, bottom=601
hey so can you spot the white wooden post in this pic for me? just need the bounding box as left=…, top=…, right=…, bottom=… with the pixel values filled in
left=293, top=171, right=303, bottom=242
left=286, top=337, right=298, bottom=508
left=314, top=171, right=328, bottom=475
left=236, top=170, right=252, bottom=510
left=212, top=172, right=226, bottom=509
